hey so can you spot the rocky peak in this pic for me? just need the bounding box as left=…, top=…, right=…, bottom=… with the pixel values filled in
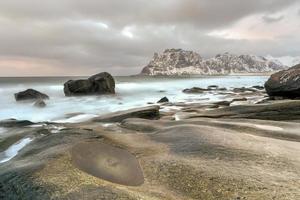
left=141, top=49, right=287, bottom=75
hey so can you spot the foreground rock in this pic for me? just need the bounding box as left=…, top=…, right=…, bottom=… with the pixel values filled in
left=265, top=64, right=300, bottom=98
left=71, top=141, right=144, bottom=186
left=14, top=89, right=49, bottom=101
left=64, top=72, right=115, bottom=96
left=141, top=49, right=286, bottom=76
left=93, top=105, right=160, bottom=122
left=1, top=112, right=299, bottom=199
left=190, top=100, right=300, bottom=121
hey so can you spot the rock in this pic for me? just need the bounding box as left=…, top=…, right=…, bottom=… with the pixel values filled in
left=265, top=64, right=300, bottom=99
left=0, top=119, right=34, bottom=127
left=157, top=97, right=169, bottom=103
left=64, top=72, right=115, bottom=96
left=14, top=89, right=49, bottom=101
left=232, top=87, right=257, bottom=93
left=183, top=87, right=208, bottom=94
left=252, top=85, right=264, bottom=90
left=34, top=99, right=46, bottom=108
left=71, top=141, right=144, bottom=186
left=93, top=105, right=160, bottom=122
left=194, top=100, right=300, bottom=121
left=213, top=100, right=232, bottom=106
left=140, top=49, right=286, bottom=76
left=232, top=97, right=247, bottom=102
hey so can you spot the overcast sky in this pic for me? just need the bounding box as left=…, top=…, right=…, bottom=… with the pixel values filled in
left=0, top=0, right=299, bottom=76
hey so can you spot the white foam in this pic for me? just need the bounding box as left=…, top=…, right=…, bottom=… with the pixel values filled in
left=0, top=127, right=6, bottom=134
left=0, top=138, right=33, bottom=164
left=102, top=123, right=114, bottom=127
left=174, top=114, right=180, bottom=121
left=0, top=76, right=268, bottom=123
left=54, top=114, right=99, bottom=123
left=254, top=124, right=283, bottom=131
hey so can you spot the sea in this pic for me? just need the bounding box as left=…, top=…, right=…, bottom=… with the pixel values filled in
left=0, top=76, right=268, bottom=123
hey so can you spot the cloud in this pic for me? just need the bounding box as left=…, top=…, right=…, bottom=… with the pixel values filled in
left=0, top=0, right=299, bottom=76
left=262, top=15, right=284, bottom=23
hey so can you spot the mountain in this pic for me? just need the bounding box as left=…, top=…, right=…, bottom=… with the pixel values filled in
left=141, top=49, right=287, bottom=76
left=265, top=55, right=300, bottom=67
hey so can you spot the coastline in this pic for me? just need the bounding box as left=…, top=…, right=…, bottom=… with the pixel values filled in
left=1, top=81, right=300, bottom=199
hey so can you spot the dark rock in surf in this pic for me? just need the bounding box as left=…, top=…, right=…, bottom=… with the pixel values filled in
left=14, top=89, right=49, bottom=101
left=183, top=87, right=209, bottom=94
left=232, top=87, right=257, bottom=93
left=0, top=119, right=34, bottom=127
left=64, top=72, right=115, bottom=96
left=157, top=97, right=169, bottom=103
left=34, top=99, right=46, bottom=108
left=265, top=64, right=300, bottom=99
left=252, top=85, right=264, bottom=90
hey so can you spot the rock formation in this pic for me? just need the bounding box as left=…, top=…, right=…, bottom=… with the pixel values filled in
left=265, top=64, right=300, bottom=99
left=14, top=89, right=49, bottom=101
left=64, top=72, right=115, bottom=96
left=141, top=49, right=286, bottom=75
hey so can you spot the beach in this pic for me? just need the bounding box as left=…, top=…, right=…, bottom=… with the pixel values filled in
left=0, top=75, right=300, bottom=199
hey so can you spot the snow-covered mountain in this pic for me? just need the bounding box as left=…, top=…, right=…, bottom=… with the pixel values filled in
left=265, top=55, right=300, bottom=67
left=141, top=49, right=287, bottom=76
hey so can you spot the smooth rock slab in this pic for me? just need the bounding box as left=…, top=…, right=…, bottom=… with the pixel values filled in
left=93, top=105, right=160, bottom=122
left=71, top=141, right=144, bottom=186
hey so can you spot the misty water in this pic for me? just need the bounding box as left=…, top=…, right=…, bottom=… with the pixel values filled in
left=0, top=76, right=268, bottom=122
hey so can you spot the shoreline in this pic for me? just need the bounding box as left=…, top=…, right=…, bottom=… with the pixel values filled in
left=1, top=83, right=300, bottom=199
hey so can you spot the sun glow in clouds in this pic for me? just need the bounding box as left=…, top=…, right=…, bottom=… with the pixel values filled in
left=121, top=26, right=134, bottom=39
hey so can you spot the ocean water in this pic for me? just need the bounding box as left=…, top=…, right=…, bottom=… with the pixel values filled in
left=0, top=76, right=268, bottom=122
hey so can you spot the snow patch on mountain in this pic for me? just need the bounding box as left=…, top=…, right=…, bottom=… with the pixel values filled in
left=266, top=55, right=300, bottom=67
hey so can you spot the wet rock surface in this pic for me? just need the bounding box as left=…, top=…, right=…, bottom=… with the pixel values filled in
left=92, top=105, right=160, bottom=122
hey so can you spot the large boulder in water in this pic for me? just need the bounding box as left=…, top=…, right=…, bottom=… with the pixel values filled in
left=265, top=64, right=300, bottom=98
left=64, top=72, right=115, bottom=96
left=14, top=89, right=49, bottom=101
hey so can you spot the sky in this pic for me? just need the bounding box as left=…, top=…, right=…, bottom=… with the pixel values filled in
left=0, top=0, right=299, bottom=76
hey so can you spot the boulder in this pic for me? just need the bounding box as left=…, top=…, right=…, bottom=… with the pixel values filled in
left=34, top=99, right=46, bottom=108
left=157, top=97, right=169, bottom=103
left=93, top=105, right=160, bottom=122
left=183, top=87, right=209, bottom=94
left=265, top=64, right=300, bottom=98
left=64, top=72, right=115, bottom=96
left=14, top=89, right=49, bottom=101
left=0, top=119, right=34, bottom=127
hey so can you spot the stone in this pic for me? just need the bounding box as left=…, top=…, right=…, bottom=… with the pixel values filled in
left=93, top=105, right=160, bottom=122
left=265, top=64, right=300, bottom=98
left=14, top=89, right=49, bottom=101
left=183, top=87, right=209, bottom=94
left=0, top=119, right=34, bottom=127
left=157, top=97, right=169, bottom=103
left=64, top=72, right=115, bottom=96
